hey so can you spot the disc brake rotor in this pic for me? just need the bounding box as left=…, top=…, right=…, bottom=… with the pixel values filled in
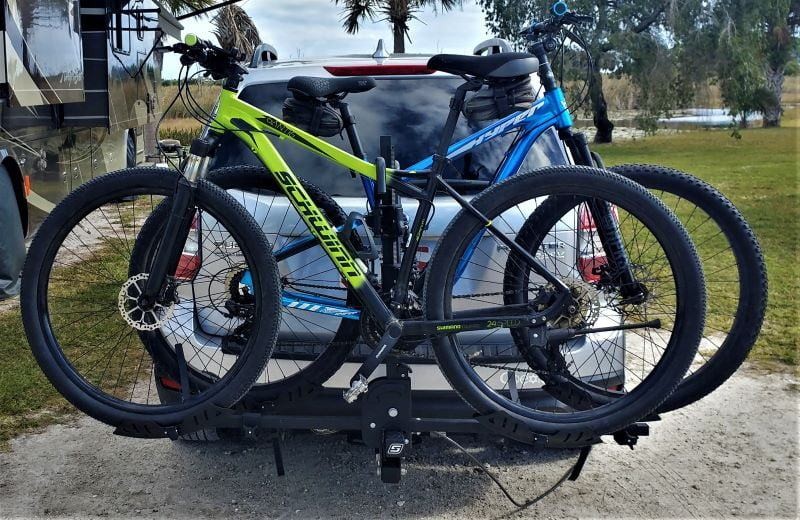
left=117, top=273, right=176, bottom=331
left=551, top=279, right=601, bottom=329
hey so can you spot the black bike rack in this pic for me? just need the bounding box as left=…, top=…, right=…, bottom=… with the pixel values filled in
left=140, top=354, right=655, bottom=484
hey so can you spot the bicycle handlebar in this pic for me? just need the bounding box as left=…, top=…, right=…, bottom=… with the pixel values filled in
left=166, top=34, right=248, bottom=83
left=520, top=1, right=593, bottom=41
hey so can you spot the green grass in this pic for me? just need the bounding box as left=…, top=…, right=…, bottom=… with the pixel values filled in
left=0, top=304, right=73, bottom=449
left=0, top=203, right=159, bottom=450
left=596, top=126, right=799, bottom=367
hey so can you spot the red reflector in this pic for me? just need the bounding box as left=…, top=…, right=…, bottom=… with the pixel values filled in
left=324, top=64, right=435, bottom=76
left=175, top=253, right=201, bottom=281
left=579, top=204, right=595, bottom=231
left=159, top=376, right=181, bottom=391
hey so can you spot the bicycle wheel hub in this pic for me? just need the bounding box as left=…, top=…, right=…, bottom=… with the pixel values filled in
left=553, top=279, right=601, bottom=329
left=117, top=273, right=176, bottom=331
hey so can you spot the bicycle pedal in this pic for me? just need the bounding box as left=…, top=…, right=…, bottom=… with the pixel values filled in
left=343, top=375, right=369, bottom=403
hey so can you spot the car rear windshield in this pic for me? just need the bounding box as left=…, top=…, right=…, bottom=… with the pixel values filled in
left=211, top=76, right=567, bottom=196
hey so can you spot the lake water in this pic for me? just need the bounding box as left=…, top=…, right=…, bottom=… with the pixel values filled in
left=576, top=108, right=764, bottom=131
left=658, top=108, right=763, bottom=128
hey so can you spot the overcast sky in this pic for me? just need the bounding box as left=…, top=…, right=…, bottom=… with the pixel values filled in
left=162, top=0, right=490, bottom=78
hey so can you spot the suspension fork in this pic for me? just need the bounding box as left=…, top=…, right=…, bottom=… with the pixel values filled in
left=561, top=130, right=642, bottom=298
left=141, top=138, right=215, bottom=302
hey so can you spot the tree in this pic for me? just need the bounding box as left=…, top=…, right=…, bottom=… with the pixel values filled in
left=478, top=1, right=695, bottom=143
left=760, top=0, right=799, bottom=126
left=716, top=33, right=773, bottom=128
left=160, top=0, right=216, bottom=16
left=333, top=0, right=462, bottom=54
left=212, top=4, right=262, bottom=59
left=697, top=0, right=799, bottom=128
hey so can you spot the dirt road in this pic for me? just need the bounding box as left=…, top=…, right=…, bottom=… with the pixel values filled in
left=0, top=367, right=797, bottom=519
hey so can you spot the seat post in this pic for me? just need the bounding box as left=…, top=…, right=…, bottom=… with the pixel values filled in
left=434, top=79, right=482, bottom=164
left=336, top=100, right=377, bottom=209
left=337, top=101, right=367, bottom=160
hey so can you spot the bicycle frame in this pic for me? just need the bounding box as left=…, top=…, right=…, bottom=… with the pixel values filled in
left=262, top=86, right=576, bottom=319
left=205, top=84, right=573, bottom=334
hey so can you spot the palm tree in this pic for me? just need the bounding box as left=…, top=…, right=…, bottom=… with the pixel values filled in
left=334, top=0, right=463, bottom=53
left=212, top=4, right=262, bottom=59
left=160, top=0, right=216, bottom=16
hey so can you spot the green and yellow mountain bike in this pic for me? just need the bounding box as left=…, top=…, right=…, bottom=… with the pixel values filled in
left=21, top=28, right=706, bottom=442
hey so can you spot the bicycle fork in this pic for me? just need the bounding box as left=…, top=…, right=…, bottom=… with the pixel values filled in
left=141, top=142, right=212, bottom=306
left=563, top=131, right=645, bottom=301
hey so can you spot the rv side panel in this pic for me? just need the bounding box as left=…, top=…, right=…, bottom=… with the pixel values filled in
left=2, top=0, right=85, bottom=107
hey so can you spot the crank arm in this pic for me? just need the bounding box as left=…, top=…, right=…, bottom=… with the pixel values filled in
left=343, top=320, right=403, bottom=403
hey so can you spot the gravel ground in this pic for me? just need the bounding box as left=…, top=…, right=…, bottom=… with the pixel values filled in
left=0, top=367, right=797, bottom=519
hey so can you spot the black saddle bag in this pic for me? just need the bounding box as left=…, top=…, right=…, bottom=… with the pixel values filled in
left=463, top=76, right=535, bottom=122
left=282, top=94, right=344, bottom=137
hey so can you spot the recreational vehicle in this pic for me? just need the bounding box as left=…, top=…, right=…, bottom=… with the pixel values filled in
left=0, top=0, right=181, bottom=299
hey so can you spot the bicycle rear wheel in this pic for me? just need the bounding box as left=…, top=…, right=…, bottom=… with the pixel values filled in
left=21, top=168, right=280, bottom=435
left=424, top=166, right=705, bottom=441
left=607, top=164, right=768, bottom=413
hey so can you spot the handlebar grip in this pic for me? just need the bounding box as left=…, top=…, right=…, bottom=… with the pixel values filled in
left=184, top=33, right=220, bottom=52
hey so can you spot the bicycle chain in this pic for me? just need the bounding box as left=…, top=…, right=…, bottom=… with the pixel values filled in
left=284, top=280, right=345, bottom=292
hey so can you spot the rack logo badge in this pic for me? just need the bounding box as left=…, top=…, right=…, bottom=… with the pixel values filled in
left=387, top=443, right=404, bottom=455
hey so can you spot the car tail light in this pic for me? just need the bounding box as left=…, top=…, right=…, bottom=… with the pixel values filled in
left=576, top=203, right=617, bottom=283
left=324, top=64, right=435, bottom=76
left=174, top=213, right=201, bottom=281
left=416, top=245, right=430, bottom=270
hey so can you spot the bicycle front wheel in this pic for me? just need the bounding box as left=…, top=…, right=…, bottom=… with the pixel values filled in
left=424, top=166, right=705, bottom=441
left=128, top=166, right=360, bottom=404
left=21, top=168, right=280, bottom=434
